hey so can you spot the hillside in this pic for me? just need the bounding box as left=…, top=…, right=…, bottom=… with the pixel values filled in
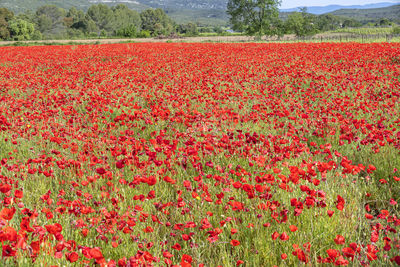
left=0, top=0, right=228, bottom=13
left=0, top=0, right=228, bottom=26
left=328, top=4, right=400, bottom=23
left=0, top=0, right=148, bottom=12
left=1, top=0, right=399, bottom=26
left=281, top=2, right=398, bottom=15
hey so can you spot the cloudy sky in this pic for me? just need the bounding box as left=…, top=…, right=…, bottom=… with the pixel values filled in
left=280, top=0, right=399, bottom=9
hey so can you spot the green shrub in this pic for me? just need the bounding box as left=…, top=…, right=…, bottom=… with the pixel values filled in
left=138, top=30, right=151, bottom=38
left=392, top=26, right=400, bottom=35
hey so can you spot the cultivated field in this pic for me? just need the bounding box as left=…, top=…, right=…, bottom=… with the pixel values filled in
left=0, top=43, right=400, bottom=266
left=1, top=32, right=399, bottom=47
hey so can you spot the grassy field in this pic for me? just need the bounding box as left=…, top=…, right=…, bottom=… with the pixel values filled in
left=0, top=42, right=400, bottom=266
left=1, top=32, right=400, bottom=48
left=332, top=27, right=396, bottom=35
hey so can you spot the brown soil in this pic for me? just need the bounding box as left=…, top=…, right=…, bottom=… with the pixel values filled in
left=0, top=33, right=359, bottom=46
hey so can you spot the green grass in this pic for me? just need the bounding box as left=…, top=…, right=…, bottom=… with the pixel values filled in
left=1, top=42, right=400, bottom=266
left=332, top=27, right=397, bottom=35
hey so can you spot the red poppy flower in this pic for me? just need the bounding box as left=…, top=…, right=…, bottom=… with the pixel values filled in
left=231, top=239, right=240, bottom=246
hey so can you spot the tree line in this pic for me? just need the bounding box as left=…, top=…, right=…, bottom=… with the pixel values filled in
left=1, top=2, right=398, bottom=41
left=227, top=0, right=399, bottom=38
left=0, top=4, right=200, bottom=41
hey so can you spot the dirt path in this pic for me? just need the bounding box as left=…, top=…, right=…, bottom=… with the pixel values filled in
left=0, top=32, right=364, bottom=46
left=0, top=36, right=257, bottom=46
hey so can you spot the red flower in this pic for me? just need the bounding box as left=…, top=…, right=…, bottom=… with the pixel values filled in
left=89, top=248, right=103, bottom=259
left=116, top=160, right=125, bottom=169
left=231, top=239, right=240, bottom=246
left=66, top=252, right=79, bottom=263
left=271, top=232, right=279, bottom=240
left=0, top=207, right=16, bottom=221
left=172, top=243, right=181, bottom=250
left=327, top=249, right=338, bottom=259
left=236, top=260, right=244, bottom=266
left=2, top=245, right=16, bottom=257
left=334, top=235, right=345, bottom=245
left=163, top=251, right=173, bottom=258
left=14, top=190, right=23, bottom=198
left=2, top=227, right=17, bottom=242
left=96, top=168, right=106, bottom=175
left=280, top=232, right=289, bottom=241
left=45, top=223, right=62, bottom=235
left=336, top=195, right=345, bottom=211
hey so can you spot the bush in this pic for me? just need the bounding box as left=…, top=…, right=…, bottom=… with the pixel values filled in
left=392, top=26, right=400, bottom=35
left=116, top=24, right=137, bottom=38
left=138, top=30, right=151, bottom=38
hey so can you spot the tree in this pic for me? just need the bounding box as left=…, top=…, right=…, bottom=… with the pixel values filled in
left=140, top=9, right=174, bottom=36
left=66, top=7, right=85, bottom=24
left=87, top=4, right=114, bottom=33
left=316, top=14, right=341, bottom=32
left=9, top=18, right=35, bottom=40
left=227, top=0, right=282, bottom=38
left=0, top=8, right=14, bottom=21
left=342, top=18, right=362, bottom=28
left=0, top=17, right=10, bottom=40
left=0, top=7, right=14, bottom=40
left=378, top=18, right=392, bottom=26
left=116, top=24, right=137, bottom=38
left=286, top=8, right=318, bottom=37
left=35, top=5, right=67, bottom=37
left=112, top=4, right=141, bottom=35
left=65, top=7, right=85, bottom=28
left=177, top=23, right=198, bottom=36
left=71, top=16, right=98, bottom=34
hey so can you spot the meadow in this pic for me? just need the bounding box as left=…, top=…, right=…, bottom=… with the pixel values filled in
left=0, top=42, right=400, bottom=266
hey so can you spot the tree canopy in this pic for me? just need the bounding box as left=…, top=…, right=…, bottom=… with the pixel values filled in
left=227, top=0, right=282, bottom=37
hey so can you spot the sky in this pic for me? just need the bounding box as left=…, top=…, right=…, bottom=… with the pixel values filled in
left=280, top=0, right=399, bottom=9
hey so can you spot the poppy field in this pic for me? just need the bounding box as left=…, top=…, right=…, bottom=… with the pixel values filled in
left=0, top=42, right=400, bottom=266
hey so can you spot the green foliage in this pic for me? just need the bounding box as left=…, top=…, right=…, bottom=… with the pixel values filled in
left=329, top=5, right=400, bottom=24
left=378, top=18, right=392, bottom=26
left=31, top=30, right=43, bottom=40
left=286, top=8, right=318, bottom=37
left=227, top=0, right=282, bottom=37
left=0, top=7, right=14, bottom=22
left=116, top=24, right=137, bottom=38
left=35, top=5, right=67, bottom=38
left=8, top=18, right=35, bottom=40
left=0, top=18, right=11, bottom=40
left=112, top=4, right=141, bottom=33
left=333, top=27, right=395, bottom=35
left=100, top=29, right=108, bottom=37
left=177, top=23, right=199, bottom=36
left=342, top=18, right=363, bottom=28
left=87, top=4, right=114, bottom=33
left=138, top=30, right=151, bottom=38
left=393, top=26, right=400, bottom=35
left=0, top=7, right=14, bottom=40
left=213, top=26, right=224, bottom=34
left=140, top=8, right=174, bottom=36
left=66, top=7, right=85, bottom=24
left=71, top=17, right=98, bottom=35
left=316, top=14, right=341, bottom=31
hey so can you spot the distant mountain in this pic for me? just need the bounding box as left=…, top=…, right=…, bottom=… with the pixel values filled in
left=0, top=0, right=228, bottom=13
left=329, top=4, right=400, bottom=22
left=0, top=0, right=398, bottom=26
left=0, top=0, right=229, bottom=26
left=0, top=0, right=149, bottom=12
left=280, top=2, right=398, bottom=15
